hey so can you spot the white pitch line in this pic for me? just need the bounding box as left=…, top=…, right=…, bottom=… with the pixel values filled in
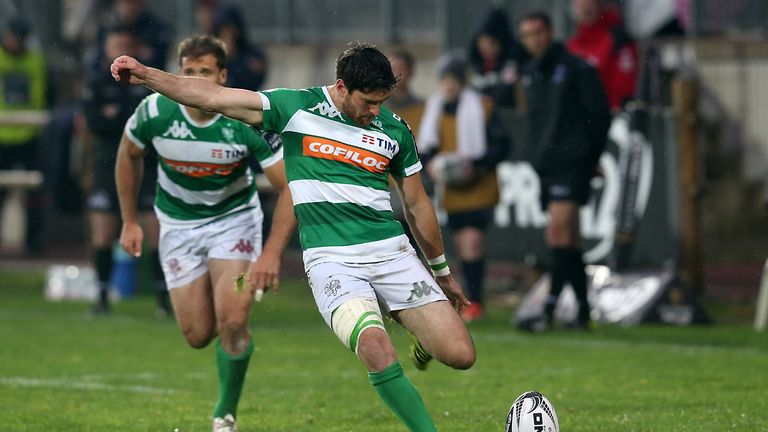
left=0, top=376, right=178, bottom=395
left=475, top=332, right=768, bottom=356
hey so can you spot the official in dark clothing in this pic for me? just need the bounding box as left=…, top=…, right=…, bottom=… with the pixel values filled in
left=83, top=25, right=169, bottom=316
left=518, top=12, right=611, bottom=331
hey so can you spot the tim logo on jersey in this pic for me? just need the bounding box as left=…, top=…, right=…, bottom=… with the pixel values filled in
left=303, top=136, right=390, bottom=173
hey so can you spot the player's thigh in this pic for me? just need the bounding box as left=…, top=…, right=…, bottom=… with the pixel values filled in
left=393, top=300, right=475, bottom=368
left=546, top=200, right=580, bottom=247
left=169, top=273, right=216, bottom=348
left=89, top=211, right=118, bottom=248
left=209, top=259, right=253, bottom=331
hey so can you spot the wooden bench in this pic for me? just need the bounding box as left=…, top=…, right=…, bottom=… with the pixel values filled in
left=0, top=170, right=43, bottom=252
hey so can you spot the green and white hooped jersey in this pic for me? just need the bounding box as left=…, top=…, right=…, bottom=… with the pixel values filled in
left=257, top=86, right=422, bottom=269
left=125, top=93, right=282, bottom=230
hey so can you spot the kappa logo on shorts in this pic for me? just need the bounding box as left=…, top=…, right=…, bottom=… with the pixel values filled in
left=324, top=279, right=341, bottom=297
left=407, top=281, right=439, bottom=302
left=230, top=239, right=255, bottom=254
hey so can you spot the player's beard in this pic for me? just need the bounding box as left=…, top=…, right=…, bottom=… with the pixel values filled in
left=342, top=97, right=373, bottom=127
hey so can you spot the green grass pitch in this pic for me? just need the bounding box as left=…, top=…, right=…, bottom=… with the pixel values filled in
left=1, top=269, right=767, bottom=431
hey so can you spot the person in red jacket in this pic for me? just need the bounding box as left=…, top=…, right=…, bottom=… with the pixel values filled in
left=568, top=0, right=637, bottom=110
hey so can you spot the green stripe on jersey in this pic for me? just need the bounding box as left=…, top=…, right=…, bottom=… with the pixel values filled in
left=155, top=183, right=256, bottom=221
left=294, top=202, right=403, bottom=249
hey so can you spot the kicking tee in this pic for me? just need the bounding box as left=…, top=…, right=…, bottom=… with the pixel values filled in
left=125, top=93, right=282, bottom=230
left=257, top=86, right=422, bottom=269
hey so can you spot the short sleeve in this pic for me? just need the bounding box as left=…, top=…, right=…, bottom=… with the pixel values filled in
left=243, top=124, right=283, bottom=169
left=124, top=93, right=159, bottom=150
left=389, top=123, right=422, bottom=178
left=257, top=88, right=306, bottom=134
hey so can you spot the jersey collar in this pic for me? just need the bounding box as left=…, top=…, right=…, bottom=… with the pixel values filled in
left=180, top=105, right=221, bottom=128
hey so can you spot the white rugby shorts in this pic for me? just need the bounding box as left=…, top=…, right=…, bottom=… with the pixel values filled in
left=159, top=209, right=263, bottom=289
left=307, top=252, right=448, bottom=326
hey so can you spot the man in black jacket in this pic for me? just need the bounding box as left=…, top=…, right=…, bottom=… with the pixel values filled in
left=83, top=25, right=169, bottom=316
left=517, top=12, right=611, bottom=330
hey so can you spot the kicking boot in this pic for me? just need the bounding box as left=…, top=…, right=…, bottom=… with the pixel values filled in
left=408, top=333, right=432, bottom=371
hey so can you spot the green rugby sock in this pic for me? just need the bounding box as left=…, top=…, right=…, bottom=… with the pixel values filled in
left=213, top=337, right=254, bottom=418
left=369, top=361, right=437, bottom=432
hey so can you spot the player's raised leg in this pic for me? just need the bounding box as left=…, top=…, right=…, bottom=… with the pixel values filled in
left=209, top=258, right=255, bottom=424
left=393, top=301, right=476, bottom=370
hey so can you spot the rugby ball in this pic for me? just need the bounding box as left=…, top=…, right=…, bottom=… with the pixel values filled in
left=505, top=391, right=559, bottom=432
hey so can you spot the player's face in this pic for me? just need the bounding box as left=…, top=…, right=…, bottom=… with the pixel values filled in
left=339, top=84, right=390, bottom=127
left=179, top=54, right=227, bottom=85
left=519, top=19, right=552, bottom=59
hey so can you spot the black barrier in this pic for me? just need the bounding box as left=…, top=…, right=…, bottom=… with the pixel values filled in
left=488, top=110, right=679, bottom=268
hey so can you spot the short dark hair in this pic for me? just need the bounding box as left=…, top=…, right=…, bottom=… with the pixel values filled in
left=518, top=11, right=552, bottom=30
left=390, top=49, right=415, bottom=73
left=177, top=35, right=228, bottom=70
left=336, top=42, right=398, bottom=93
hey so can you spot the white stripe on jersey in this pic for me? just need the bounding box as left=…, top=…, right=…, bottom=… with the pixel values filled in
left=404, top=160, right=423, bottom=177
left=151, top=137, right=249, bottom=163
left=158, top=167, right=251, bottom=206
left=260, top=146, right=283, bottom=169
left=283, top=110, right=400, bottom=159
left=148, top=93, right=160, bottom=118
left=125, top=114, right=145, bottom=149
left=289, top=179, right=392, bottom=212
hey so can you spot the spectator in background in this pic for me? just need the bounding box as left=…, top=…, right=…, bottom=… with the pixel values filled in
left=418, top=57, right=510, bottom=322
left=88, top=0, right=173, bottom=74
left=517, top=12, right=611, bottom=331
left=0, top=16, right=46, bottom=170
left=213, top=7, right=268, bottom=91
left=82, top=25, right=169, bottom=316
left=568, top=0, right=638, bottom=110
left=387, top=49, right=424, bottom=135
left=468, top=6, right=529, bottom=109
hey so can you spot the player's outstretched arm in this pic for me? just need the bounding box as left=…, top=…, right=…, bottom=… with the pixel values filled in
left=115, top=133, right=147, bottom=257
left=248, top=161, right=297, bottom=295
left=395, top=173, right=471, bottom=310
left=110, top=55, right=264, bottom=126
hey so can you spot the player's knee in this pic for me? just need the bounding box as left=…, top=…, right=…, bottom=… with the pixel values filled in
left=216, top=316, right=248, bottom=340
left=182, top=327, right=214, bottom=349
left=442, top=343, right=476, bottom=370
left=357, top=328, right=397, bottom=371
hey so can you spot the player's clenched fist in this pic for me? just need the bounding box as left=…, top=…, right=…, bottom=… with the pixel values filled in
left=110, top=55, right=148, bottom=85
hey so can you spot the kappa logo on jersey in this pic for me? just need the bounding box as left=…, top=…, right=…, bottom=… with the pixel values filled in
left=163, top=158, right=243, bottom=177
left=230, top=239, right=254, bottom=254
left=308, top=101, right=342, bottom=119
left=162, top=120, right=197, bottom=139
left=303, top=136, right=389, bottom=173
